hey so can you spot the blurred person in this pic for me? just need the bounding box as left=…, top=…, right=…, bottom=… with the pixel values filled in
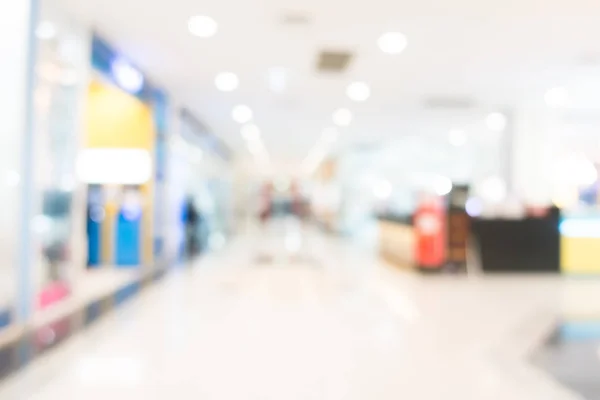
left=183, top=197, right=201, bottom=257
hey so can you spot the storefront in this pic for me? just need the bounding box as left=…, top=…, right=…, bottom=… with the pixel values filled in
left=0, top=0, right=220, bottom=359
left=81, top=35, right=169, bottom=275
left=0, top=2, right=92, bottom=334
left=165, top=109, right=233, bottom=262
left=29, top=4, right=91, bottom=312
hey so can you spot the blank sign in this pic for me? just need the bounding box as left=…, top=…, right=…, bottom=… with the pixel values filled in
left=76, top=148, right=152, bottom=184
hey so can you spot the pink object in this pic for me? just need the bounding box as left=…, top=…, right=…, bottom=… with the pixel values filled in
left=37, top=282, right=70, bottom=310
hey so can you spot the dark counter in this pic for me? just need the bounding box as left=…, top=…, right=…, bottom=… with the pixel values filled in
left=470, top=211, right=560, bottom=273
left=376, top=214, right=412, bottom=225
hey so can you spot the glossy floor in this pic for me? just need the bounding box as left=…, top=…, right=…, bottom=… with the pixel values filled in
left=0, top=227, right=592, bottom=399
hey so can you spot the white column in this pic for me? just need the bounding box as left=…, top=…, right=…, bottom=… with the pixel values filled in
left=511, top=109, right=561, bottom=206
left=0, top=0, right=38, bottom=320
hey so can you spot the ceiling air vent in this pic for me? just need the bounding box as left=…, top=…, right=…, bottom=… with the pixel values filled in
left=282, top=11, right=312, bottom=26
left=422, top=96, right=475, bottom=110
left=317, top=50, right=353, bottom=73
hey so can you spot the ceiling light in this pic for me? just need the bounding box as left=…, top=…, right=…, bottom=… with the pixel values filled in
left=268, top=67, right=287, bottom=93
left=448, top=129, right=467, bottom=147
left=545, top=87, right=570, bottom=108
left=378, top=32, right=408, bottom=55
left=486, top=112, right=507, bottom=132
left=188, top=15, right=218, bottom=38
left=241, top=123, right=260, bottom=141
left=434, top=176, right=453, bottom=196
left=215, top=72, right=239, bottom=92
left=111, top=58, right=144, bottom=93
left=332, top=108, right=353, bottom=127
left=232, top=105, right=253, bottom=124
left=36, top=21, right=57, bottom=40
left=346, top=81, right=371, bottom=102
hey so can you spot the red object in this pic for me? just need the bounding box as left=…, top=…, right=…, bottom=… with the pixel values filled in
left=414, top=197, right=446, bottom=269
left=37, top=281, right=70, bottom=310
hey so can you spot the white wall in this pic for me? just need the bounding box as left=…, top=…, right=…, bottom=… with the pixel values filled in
left=511, top=109, right=560, bottom=206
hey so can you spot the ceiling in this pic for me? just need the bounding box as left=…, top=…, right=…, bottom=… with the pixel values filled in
left=52, top=0, right=600, bottom=173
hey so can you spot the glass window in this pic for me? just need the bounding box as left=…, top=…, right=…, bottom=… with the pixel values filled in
left=32, top=6, right=88, bottom=311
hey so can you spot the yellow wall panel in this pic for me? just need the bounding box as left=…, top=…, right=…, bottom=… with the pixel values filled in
left=86, top=80, right=155, bottom=150
left=561, top=237, right=600, bottom=274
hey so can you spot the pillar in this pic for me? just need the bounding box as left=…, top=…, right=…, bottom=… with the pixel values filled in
left=511, top=109, right=561, bottom=206
left=0, top=0, right=39, bottom=321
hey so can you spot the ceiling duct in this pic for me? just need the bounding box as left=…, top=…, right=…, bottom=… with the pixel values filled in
left=422, top=96, right=475, bottom=110
left=282, top=11, right=312, bottom=26
left=317, top=50, right=353, bottom=73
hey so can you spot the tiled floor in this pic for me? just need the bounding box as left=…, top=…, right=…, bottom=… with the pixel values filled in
left=0, top=225, right=593, bottom=399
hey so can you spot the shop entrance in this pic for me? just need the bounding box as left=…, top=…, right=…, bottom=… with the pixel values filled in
left=82, top=80, right=155, bottom=269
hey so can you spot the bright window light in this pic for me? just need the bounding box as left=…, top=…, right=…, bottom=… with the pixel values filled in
left=378, top=32, right=408, bottom=55
left=76, top=149, right=152, bottom=184
left=188, top=15, right=218, bottom=38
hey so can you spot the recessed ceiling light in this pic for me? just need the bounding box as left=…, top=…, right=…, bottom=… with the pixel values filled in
left=448, top=129, right=467, bottom=147
left=545, top=87, right=570, bottom=108
left=378, top=32, right=408, bottom=55
left=188, top=15, right=218, bottom=38
left=36, top=21, right=57, bottom=40
left=486, top=112, right=507, bottom=132
left=232, top=105, right=253, bottom=124
left=346, top=81, right=371, bottom=102
left=241, top=123, right=260, bottom=141
left=215, top=72, right=239, bottom=92
left=332, top=108, right=353, bottom=127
